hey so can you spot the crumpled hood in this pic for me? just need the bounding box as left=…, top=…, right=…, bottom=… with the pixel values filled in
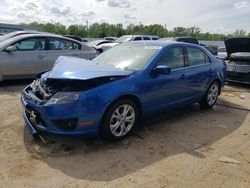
left=44, top=56, right=132, bottom=80
left=225, top=38, right=250, bottom=55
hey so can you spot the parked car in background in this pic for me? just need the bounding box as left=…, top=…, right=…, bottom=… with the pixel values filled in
left=159, top=37, right=218, bottom=55
left=21, top=41, right=226, bottom=140
left=224, top=38, right=250, bottom=84
left=64, top=35, right=82, bottom=42
left=0, top=30, right=44, bottom=42
left=97, top=35, right=161, bottom=53
left=0, top=34, right=97, bottom=81
left=116, top=35, right=160, bottom=43
left=159, top=37, right=199, bottom=44
left=87, top=39, right=114, bottom=53
left=81, top=39, right=88, bottom=43
left=200, top=43, right=218, bottom=56
left=104, top=37, right=118, bottom=42
left=217, top=47, right=227, bottom=60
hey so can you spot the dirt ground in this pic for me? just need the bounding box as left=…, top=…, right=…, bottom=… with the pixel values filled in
left=0, top=80, right=249, bottom=188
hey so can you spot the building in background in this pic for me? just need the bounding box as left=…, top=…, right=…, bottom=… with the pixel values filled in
left=0, top=23, right=37, bottom=34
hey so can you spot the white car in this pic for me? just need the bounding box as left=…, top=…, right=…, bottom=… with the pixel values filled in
left=217, top=47, right=227, bottom=60
left=116, top=35, right=160, bottom=43
left=94, top=35, right=160, bottom=53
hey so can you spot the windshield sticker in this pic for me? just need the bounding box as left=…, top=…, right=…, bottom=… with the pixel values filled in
left=144, top=46, right=162, bottom=50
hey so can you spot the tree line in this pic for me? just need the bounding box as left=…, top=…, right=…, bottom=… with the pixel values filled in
left=20, top=22, right=250, bottom=41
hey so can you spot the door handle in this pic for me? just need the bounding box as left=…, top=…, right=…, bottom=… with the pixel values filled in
left=72, top=53, right=80, bottom=57
left=37, top=55, right=46, bottom=59
left=208, top=68, right=213, bottom=73
left=180, top=74, right=186, bottom=79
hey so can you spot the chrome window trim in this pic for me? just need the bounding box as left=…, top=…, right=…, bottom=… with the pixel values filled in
left=171, top=63, right=209, bottom=72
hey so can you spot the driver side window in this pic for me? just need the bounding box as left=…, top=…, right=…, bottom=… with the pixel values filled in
left=157, top=47, right=185, bottom=69
left=13, top=38, right=45, bottom=51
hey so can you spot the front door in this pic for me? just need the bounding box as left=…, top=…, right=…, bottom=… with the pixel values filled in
left=142, top=47, right=190, bottom=113
left=0, top=37, right=48, bottom=77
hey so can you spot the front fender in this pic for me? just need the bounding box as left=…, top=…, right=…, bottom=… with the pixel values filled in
left=79, top=76, right=141, bottom=126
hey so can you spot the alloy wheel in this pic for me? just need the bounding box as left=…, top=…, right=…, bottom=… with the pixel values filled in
left=109, top=104, right=135, bottom=137
left=207, top=83, right=219, bottom=106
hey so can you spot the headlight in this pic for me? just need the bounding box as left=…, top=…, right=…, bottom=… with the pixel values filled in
left=46, top=92, right=81, bottom=105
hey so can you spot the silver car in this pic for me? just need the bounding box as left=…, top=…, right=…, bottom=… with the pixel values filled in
left=0, top=34, right=97, bottom=81
left=0, top=30, right=44, bottom=42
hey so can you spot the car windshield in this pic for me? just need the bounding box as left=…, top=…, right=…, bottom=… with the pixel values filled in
left=93, top=43, right=161, bottom=71
left=0, top=36, right=17, bottom=49
left=218, top=48, right=226, bottom=52
left=115, top=36, right=132, bottom=43
left=0, top=32, right=17, bottom=42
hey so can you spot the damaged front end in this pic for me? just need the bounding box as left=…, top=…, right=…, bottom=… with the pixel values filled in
left=23, top=74, right=126, bottom=105
left=21, top=56, right=133, bottom=137
left=21, top=73, right=129, bottom=137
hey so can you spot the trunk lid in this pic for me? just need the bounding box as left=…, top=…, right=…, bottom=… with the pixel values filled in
left=225, top=38, right=250, bottom=56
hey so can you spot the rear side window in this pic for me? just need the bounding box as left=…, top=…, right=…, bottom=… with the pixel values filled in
left=48, top=38, right=81, bottom=50
left=177, top=38, right=199, bottom=44
left=133, top=37, right=142, bottom=41
left=186, top=47, right=210, bottom=66
left=13, top=38, right=45, bottom=51
left=152, top=37, right=159, bottom=40
left=143, top=37, right=151, bottom=40
left=157, top=47, right=185, bottom=69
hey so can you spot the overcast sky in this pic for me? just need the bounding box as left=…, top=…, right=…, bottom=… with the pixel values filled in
left=0, top=0, right=249, bottom=34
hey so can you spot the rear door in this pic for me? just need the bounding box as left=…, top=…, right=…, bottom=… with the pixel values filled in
left=184, top=47, right=214, bottom=97
left=46, top=37, right=83, bottom=69
left=0, top=37, right=48, bottom=77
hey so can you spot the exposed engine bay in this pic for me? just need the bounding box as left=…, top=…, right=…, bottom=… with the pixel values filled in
left=23, top=73, right=127, bottom=104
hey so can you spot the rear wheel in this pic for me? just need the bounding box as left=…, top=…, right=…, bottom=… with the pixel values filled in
left=101, top=99, right=138, bottom=140
left=200, top=81, right=220, bottom=108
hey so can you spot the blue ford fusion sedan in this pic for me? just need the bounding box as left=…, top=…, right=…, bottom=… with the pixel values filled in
left=21, top=41, right=226, bottom=140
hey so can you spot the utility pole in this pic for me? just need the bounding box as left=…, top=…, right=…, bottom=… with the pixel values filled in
left=139, top=22, right=142, bottom=34
left=86, top=20, right=89, bottom=38
left=164, top=24, right=167, bottom=37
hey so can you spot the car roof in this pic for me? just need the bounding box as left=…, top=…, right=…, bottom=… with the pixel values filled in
left=7, top=33, right=81, bottom=43
left=91, top=39, right=110, bottom=42
left=6, top=30, right=42, bottom=35
left=119, top=35, right=159, bottom=38
left=131, top=40, right=200, bottom=48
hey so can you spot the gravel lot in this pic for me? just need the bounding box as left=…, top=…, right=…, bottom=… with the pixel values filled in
left=0, top=80, right=249, bottom=188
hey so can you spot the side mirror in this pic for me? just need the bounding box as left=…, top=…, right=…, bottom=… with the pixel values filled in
left=4, top=45, right=17, bottom=53
left=155, top=65, right=171, bottom=74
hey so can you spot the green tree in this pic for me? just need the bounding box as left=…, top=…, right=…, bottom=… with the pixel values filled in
left=42, top=23, right=57, bottom=33
left=20, top=21, right=249, bottom=41
left=173, top=27, right=188, bottom=37
left=233, top=29, right=246, bottom=37
left=55, top=23, right=67, bottom=35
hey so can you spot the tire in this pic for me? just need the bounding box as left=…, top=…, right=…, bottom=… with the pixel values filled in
left=200, top=81, right=220, bottom=108
left=97, top=49, right=103, bottom=54
left=100, top=99, right=138, bottom=140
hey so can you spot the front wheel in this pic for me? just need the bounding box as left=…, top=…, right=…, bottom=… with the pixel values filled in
left=200, top=81, right=220, bottom=108
left=101, top=99, right=138, bottom=140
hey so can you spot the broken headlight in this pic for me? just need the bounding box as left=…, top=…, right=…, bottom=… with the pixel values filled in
left=45, top=92, right=81, bottom=105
